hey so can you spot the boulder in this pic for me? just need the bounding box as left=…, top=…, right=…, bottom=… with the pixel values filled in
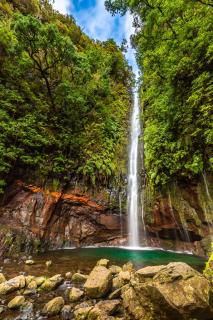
left=0, top=273, right=6, bottom=284
left=8, top=295, right=25, bottom=309
left=72, top=273, right=88, bottom=283
left=42, top=296, right=64, bottom=316
left=109, top=265, right=122, bottom=275
left=74, top=306, right=92, bottom=319
left=122, top=262, right=213, bottom=320
left=97, top=259, right=109, bottom=267
left=35, top=276, right=46, bottom=286
left=25, top=276, right=35, bottom=286
left=69, top=287, right=84, bottom=302
left=84, top=266, right=112, bottom=298
left=41, top=274, right=63, bottom=291
left=27, top=279, right=37, bottom=289
left=136, top=265, right=166, bottom=279
left=0, top=275, right=25, bottom=295
left=96, top=300, right=120, bottom=315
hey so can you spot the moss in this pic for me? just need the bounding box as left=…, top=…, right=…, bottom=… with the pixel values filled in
left=203, top=243, right=213, bottom=284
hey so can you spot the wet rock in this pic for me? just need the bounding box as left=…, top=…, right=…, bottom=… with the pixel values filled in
left=84, top=266, right=112, bottom=298
left=112, top=276, right=124, bottom=289
left=61, top=305, right=72, bottom=320
left=109, top=265, right=122, bottom=275
left=8, top=295, right=25, bottom=309
left=72, top=273, right=88, bottom=283
left=41, top=274, right=64, bottom=291
left=42, top=296, right=64, bottom=316
left=25, top=260, right=35, bottom=265
left=97, top=259, right=109, bottom=267
left=45, top=260, right=52, bottom=267
left=0, top=306, right=4, bottom=313
left=0, top=275, right=25, bottom=295
left=0, top=273, right=6, bottom=284
left=69, top=287, right=84, bottom=302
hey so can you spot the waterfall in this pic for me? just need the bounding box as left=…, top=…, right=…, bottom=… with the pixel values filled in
left=127, top=91, right=141, bottom=247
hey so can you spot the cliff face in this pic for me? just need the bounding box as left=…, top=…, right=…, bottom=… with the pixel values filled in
left=0, top=181, right=127, bottom=256
left=0, top=175, right=212, bottom=258
left=144, top=175, right=213, bottom=256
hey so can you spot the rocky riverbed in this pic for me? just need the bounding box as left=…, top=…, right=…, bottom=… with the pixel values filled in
left=0, top=257, right=212, bottom=320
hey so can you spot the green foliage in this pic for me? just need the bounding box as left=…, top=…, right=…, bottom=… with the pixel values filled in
left=0, top=0, right=132, bottom=191
left=203, top=243, right=213, bottom=284
left=106, top=0, right=213, bottom=188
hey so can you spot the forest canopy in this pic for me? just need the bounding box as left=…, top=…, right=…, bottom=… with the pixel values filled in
left=0, top=0, right=133, bottom=192
left=106, top=0, right=213, bottom=188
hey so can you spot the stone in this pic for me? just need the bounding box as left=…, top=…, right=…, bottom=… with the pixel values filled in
left=65, top=272, right=72, bottom=280
left=61, top=305, right=72, bottom=319
left=42, top=296, right=64, bottom=316
left=72, top=273, right=88, bottom=283
left=109, top=288, right=121, bottom=299
left=109, top=265, right=122, bottom=275
left=8, top=295, right=25, bottom=309
left=136, top=265, right=166, bottom=279
left=118, top=271, right=131, bottom=282
left=0, top=274, right=6, bottom=284
left=122, top=262, right=134, bottom=272
left=35, top=276, right=46, bottom=286
left=0, top=306, right=3, bottom=314
left=27, top=279, right=37, bottom=289
left=25, top=260, right=35, bottom=265
left=112, top=276, right=124, bottom=289
left=97, top=259, right=109, bottom=267
left=84, top=266, right=112, bottom=298
left=46, top=260, right=52, bottom=267
left=96, top=300, right=120, bottom=315
left=74, top=306, right=92, bottom=319
left=25, top=276, right=35, bottom=286
left=41, top=274, right=64, bottom=291
left=0, top=275, right=25, bottom=295
left=69, top=287, right=84, bottom=302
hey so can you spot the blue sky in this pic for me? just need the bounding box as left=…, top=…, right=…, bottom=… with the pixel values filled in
left=52, top=0, right=138, bottom=74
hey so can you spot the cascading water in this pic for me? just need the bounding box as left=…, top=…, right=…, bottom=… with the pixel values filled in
left=127, top=91, right=141, bottom=247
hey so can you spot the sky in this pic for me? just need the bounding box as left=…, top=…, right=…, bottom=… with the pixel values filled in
left=52, top=0, right=138, bottom=74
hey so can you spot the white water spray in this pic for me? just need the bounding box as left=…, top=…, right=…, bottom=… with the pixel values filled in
left=128, top=91, right=141, bottom=247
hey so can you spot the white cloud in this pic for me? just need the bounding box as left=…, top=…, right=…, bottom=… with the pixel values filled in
left=52, top=0, right=72, bottom=15
left=51, top=0, right=138, bottom=75
left=74, top=0, right=118, bottom=41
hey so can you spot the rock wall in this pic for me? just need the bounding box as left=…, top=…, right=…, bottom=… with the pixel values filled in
left=0, top=181, right=127, bottom=256
left=0, top=175, right=212, bottom=257
left=144, top=175, right=213, bottom=256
